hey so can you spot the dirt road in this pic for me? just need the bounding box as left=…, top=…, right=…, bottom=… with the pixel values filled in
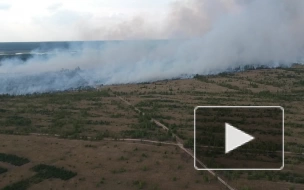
left=114, top=94, right=236, bottom=190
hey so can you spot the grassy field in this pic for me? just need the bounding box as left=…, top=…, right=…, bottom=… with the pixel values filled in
left=0, top=65, right=304, bottom=189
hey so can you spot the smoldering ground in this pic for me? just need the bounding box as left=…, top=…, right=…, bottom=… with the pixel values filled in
left=0, top=0, right=304, bottom=94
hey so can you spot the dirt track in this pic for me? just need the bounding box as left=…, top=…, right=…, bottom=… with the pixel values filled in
left=114, top=94, right=236, bottom=190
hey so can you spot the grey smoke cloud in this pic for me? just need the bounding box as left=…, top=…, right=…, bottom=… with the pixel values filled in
left=78, top=0, right=240, bottom=40
left=0, top=0, right=304, bottom=94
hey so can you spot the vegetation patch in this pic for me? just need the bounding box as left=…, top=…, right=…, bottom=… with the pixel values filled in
left=0, top=166, right=8, bottom=174
left=2, top=164, right=77, bottom=190
left=5, top=116, right=32, bottom=126
left=0, top=153, right=30, bottom=166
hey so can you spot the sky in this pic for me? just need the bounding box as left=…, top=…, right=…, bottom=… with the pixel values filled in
left=0, top=0, right=174, bottom=42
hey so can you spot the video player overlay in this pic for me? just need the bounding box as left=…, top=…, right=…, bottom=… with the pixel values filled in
left=194, top=106, right=283, bottom=170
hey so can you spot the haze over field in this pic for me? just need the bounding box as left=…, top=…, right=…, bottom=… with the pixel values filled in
left=0, top=0, right=304, bottom=94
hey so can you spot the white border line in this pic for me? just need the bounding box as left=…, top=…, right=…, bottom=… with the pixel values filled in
left=194, top=106, right=284, bottom=171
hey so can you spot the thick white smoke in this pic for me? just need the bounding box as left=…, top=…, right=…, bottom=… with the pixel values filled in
left=0, top=0, right=304, bottom=94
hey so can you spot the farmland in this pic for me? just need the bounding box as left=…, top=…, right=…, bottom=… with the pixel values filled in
left=0, top=65, right=304, bottom=189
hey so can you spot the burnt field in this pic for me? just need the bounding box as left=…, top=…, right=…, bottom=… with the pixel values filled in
left=0, top=65, right=304, bottom=190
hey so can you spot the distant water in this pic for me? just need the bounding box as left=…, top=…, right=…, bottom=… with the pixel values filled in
left=0, top=40, right=168, bottom=61
left=0, top=41, right=107, bottom=61
left=0, top=41, right=113, bottom=53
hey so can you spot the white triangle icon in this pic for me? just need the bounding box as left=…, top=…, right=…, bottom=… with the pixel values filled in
left=225, top=123, right=255, bottom=154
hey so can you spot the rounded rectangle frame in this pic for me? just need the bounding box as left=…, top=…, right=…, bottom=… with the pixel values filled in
left=194, top=106, right=284, bottom=171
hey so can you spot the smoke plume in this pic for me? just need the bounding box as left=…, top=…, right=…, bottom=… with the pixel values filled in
left=1, top=0, right=304, bottom=94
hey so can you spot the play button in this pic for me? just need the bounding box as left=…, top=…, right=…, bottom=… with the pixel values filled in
left=225, top=123, right=254, bottom=154
left=194, top=106, right=284, bottom=170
